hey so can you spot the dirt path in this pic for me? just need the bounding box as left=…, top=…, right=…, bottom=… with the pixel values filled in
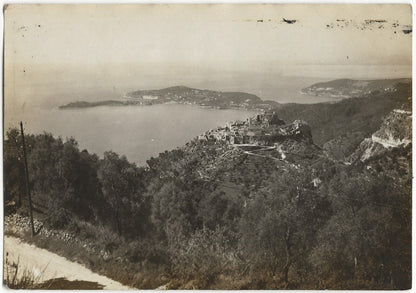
left=4, top=236, right=131, bottom=290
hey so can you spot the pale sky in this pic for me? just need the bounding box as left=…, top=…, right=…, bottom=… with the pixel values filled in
left=4, top=4, right=413, bottom=110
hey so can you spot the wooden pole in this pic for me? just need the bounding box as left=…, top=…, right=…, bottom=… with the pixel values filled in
left=11, top=138, right=22, bottom=206
left=20, top=121, right=35, bottom=236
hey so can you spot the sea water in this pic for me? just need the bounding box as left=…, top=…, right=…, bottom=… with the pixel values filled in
left=5, top=104, right=257, bottom=166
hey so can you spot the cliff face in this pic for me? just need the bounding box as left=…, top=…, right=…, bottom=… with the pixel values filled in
left=349, top=109, right=411, bottom=162
left=371, top=110, right=412, bottom=147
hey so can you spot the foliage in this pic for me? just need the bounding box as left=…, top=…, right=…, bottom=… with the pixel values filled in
left=239, top=167, right=332, bottom=287
left=309, top=150, right=412, bottom=289
left=4, top=128, right=26, bottom=211
left=97, top=151, right=150, bottom=237
left=3, top=94, right=412, bottom=290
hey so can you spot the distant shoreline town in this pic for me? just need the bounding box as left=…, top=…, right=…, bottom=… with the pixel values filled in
left=59, top=78, right=411, bottom=111
left=59, top=86, right=279, bottom=111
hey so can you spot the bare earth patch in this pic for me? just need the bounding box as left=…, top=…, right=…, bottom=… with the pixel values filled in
left=4, top=236, right=131, bottom=290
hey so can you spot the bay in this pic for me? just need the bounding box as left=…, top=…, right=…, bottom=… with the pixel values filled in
left=6, top=104, right=257, bottom=166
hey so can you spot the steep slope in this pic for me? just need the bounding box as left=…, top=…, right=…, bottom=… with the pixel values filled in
left=275, top=80, right=411, bottom=160
left=6, top=78, right=412, bottom=290
left=146, top=114, right=327, bottom=204
left=349, top=109, right=411, bottom=162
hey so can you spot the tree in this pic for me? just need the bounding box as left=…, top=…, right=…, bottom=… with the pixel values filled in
left=4, top=128, right=25, bottom=209
left=310, top=153, right=411, bottom=289
left=98, top=151, right=148, bottom=237
left=239, top=167, right=331, bottom=288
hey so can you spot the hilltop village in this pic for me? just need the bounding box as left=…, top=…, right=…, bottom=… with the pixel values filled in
left=5, top=78, right=412, bottom=290
left=198, top=111, right=311, bottom=146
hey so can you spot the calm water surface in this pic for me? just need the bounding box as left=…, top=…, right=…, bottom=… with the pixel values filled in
left=8, top=70, right=403, bottom=165
left=6, top=104, right=257, bottom=166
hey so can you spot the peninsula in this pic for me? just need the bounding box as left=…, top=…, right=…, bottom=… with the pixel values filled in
left=59, top=86, right=279, bottom=111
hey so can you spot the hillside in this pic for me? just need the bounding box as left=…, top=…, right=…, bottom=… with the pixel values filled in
left=5, top=78, right=412, bottom=290
left=349, top=109, right=411, bottom=162
left=60, top=86, right=279, bottom=111
left=301, top=78, right=411, bottom=99
left=276, top=80, right=411, bottom=160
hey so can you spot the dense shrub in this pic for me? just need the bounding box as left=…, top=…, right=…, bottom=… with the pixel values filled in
left=4, top=120, right=411, bottom=289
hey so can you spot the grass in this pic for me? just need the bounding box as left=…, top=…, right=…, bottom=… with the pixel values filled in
left=4, top=256, right=104, bottom=289
left=13, top=224, right=169, bottom=289
left=3, top=257, right=44, bottom=289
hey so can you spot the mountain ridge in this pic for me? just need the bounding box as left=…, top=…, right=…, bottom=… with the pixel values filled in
left=301, top=78, right=411, bottom=99
left=5, top=77, right=412, bottom=290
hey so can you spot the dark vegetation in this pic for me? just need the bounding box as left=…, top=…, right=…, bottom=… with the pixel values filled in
left=277, top=81, right=412, bottom=159
left=4, top=82, right=411, bottom=289
left=58, top=100, right=127, bottom=109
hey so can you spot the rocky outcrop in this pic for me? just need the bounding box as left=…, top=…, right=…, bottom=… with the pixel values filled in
left=278, top=120, right=313, bottom=141
left=349, top=109, right=411, bottom=162
left=5, top=213, right=75, bottom=242
left=371, top=109, right=411, bottom=147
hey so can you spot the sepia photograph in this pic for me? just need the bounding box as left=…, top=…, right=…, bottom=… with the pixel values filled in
left=2, top=3, right=412, bottom=290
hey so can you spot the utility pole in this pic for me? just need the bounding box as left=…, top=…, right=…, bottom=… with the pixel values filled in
left=11, top=137, right=22, bottom=206
left=20, top=121, right=35, bottom=236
